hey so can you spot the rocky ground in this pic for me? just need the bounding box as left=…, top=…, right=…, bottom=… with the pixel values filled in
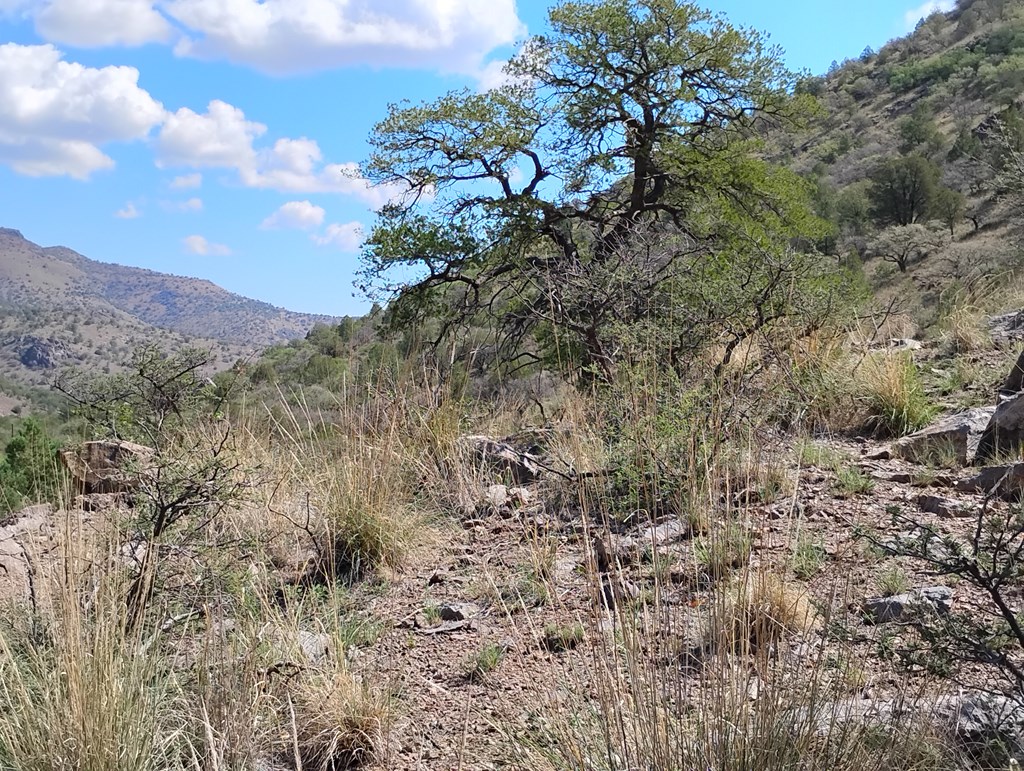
left=3, top=328, right=1024, bottom=769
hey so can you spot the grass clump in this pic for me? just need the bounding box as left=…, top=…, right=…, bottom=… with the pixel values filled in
left=709, top=573, right=818, bottom=654
left=791, top=535, right=828, bottom=580
left=466, top=642, right=506, bottom=682
left=695, top=522, right=752, bottom=578
left=859, top=352, right=936, bottom=438
left=289, top=668, right=392, bottom=770
left=833, top=464, right=876, bottom=497
left=875, top=565, right=911, bottom=597
left=542, top=623, right=585, bottom=653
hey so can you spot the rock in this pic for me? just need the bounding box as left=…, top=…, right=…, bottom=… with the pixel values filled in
left=459, top=435, right=542, bottom=484
left=296, top=630, right=331, bottom=665
left=0, top=503, right=54, bottom=607
left=17, top=337, right=70, bottom=370
left=1001, top=349, right=1024, bottom=397
left=802, top=693, right=1024, bottom=765
left=484, top=484, right=509, bottom=510
left=957, top=463, right=1024, bottom=500
left=61, top=440, right=154, bottom=495
left=976, top=393, right=1024, bottom=464
left=887, top=338, right=923, bottom=351
left=862, top=586, right=953, bottom=623
left=990, top=310, right=1024, bottom=343
left=893, top=407, right=995, bottom=466
left=918, top=494, right=975, bottom=519
left=933, top=693, right=1024, bottom=765
left=863, top=447, right=893, bottom=461
left=439, top=602, right=483, bottom=621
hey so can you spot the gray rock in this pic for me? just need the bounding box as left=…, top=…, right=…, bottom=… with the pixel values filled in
left=893, top=407, right=995, bottom=465
left=918, top=494, right=975, bottom=519
left=1001, top=348, right=1024, bottom=396
left=936, top=693, right=1024, bottom=764
left=957, top=463, right=1024, bottom=501
left=976, top=392, right=1024, bottom=464
left=297, top=630, right=331, bottom=665
left=459, top=435, right=542, bottom=484
left=863, top=586, right=953, bottom=623
left=990, top=310, right=1024, bottom=343
left=439, top=602, right=482, bottom=621
left=17, top=337, right=70, bottom=370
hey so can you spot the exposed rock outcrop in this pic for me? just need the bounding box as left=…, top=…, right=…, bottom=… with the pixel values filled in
left=60, top=440, right=154, bottom=495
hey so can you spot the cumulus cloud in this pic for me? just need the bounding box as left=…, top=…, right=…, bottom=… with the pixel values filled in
left=4, top=0, right=523, bottom=80
left=0, top=43, right=165, bottom=179
left=156, top=100, right=404, bottom=207
left=170, top=172, right=202, bottom=189
left=312, top=221, right=364, bottom=252
left=115, top=202, right=140, bottom=218
left=183, top=234, right=231, bottom=255
left=167, top=0, right=524, bottom=77
left=904, top=0, right=954, bottom=29
left=36, top=0, right=172, bottom=47
left=261, top=200, right=325, bottom=230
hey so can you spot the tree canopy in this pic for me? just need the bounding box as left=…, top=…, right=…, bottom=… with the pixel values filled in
left=361, top=0, right=846, bottom=379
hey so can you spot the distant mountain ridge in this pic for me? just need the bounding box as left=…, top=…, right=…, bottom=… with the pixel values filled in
left=0, top=227, right=338, bottom=408
left=0, top=228, right=336, bottom=345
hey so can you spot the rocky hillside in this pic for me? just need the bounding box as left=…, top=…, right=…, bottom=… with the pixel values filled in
left=0, top=227, right=336, bottom=411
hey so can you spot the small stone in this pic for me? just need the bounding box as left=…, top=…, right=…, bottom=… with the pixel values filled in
left=439, top=602, right=482, bottom=621
left=297, top=630, right=331, bottom=665
left=918, top=494, right=974, bottom=519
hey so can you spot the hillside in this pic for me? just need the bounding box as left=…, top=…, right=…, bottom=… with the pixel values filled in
left=777, top=0, right=1024, bottom=329
left=0, top=227, right=337, bottom=412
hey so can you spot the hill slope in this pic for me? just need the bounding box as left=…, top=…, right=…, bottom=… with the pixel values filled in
left=0, top=227, right=337, bottom=409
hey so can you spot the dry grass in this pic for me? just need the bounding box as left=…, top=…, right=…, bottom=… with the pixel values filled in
left=289, top=667, right=392, bottom=770
left=708, top=572, right=819, bottom=654
left=856, top=351, right=936, bottom=438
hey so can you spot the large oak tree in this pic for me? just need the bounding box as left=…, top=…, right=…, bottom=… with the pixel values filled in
left=361, top=0, right=845, bottom=379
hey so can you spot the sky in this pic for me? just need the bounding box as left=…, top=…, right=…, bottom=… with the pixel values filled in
left=0, top=0, right=955, bottom=317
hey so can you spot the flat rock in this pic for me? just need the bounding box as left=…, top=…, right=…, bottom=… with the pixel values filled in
left=862, top=586, right=953, bottom=623
left=957, top=464, right=1024, bottom=500
left=459, top=435, right=542, bottom=484
left=439, top=602, right=483, bottom=621
left=893, top=407, right=995, bottom=466
left=918, top=494, right=976, bottom=519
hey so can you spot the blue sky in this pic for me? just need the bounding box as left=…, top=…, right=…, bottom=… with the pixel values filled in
left=0, top=0, right=953, bottom=316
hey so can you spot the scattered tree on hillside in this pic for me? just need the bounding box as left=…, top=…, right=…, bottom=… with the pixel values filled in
left=361, top=0, right=845, bottom=380
left=870, top=223, right=944, bottom=273
left=869, top=154, right=942, bottom=226
left=931, top=187, right=967, bottom=236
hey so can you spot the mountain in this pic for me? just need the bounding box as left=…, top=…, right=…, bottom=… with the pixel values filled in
left=0, top=227, right=337, bottom=410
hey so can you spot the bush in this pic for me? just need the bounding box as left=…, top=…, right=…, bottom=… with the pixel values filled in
left=859, top=353, right=936, bottom=438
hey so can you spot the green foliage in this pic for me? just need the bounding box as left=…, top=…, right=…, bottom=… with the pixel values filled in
left=0, top=419, right=64, bottom=514
left=362, top=0, right=844, bottom=380
left=869, top=154, right=942, bottom=227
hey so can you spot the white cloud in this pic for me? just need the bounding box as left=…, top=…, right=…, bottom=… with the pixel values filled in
left=157, top=100, right=264, bottom=170
left=183, top=234, right=231, bottom=256
left=0, top=43, right=165, bottom=179
left=166, top=0, right=524, bottom=78
left=312, top=221, right=364, bottom=252
left=156, top=100, right=405, bottom=207
left=115, top=202, right=140, bottom=218
left=159, top=197, right=202, bottom=212
left=261, top=200, right=325, bottom=230
left=36, top=0, right=172, bottom=47
left=2, top=0, right=524, bottom=82
left=904, top=0, right=954, bottom=29
left=170, top=172, right=202, bottom=189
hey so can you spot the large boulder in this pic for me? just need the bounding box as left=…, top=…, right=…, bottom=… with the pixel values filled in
left=892, top=407, right=995, bottom=465
left=61, top=440, right=154, bottom=495
left=975, top=348, right=1024, bottom=464
left=17, top=337, right=70, bottom=370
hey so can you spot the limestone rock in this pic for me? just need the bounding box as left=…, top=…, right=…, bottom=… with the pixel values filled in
left=61, top=440, right=154, bottom=495
left=459, top=435, right=542, bottom=484
left=892, top=407, right=995, bottom=465
left=957, top=463, right=1024, bottom=501
left=862, top=586, right=953, bottom=623
left=976, top=394, right=1024, bottom=464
